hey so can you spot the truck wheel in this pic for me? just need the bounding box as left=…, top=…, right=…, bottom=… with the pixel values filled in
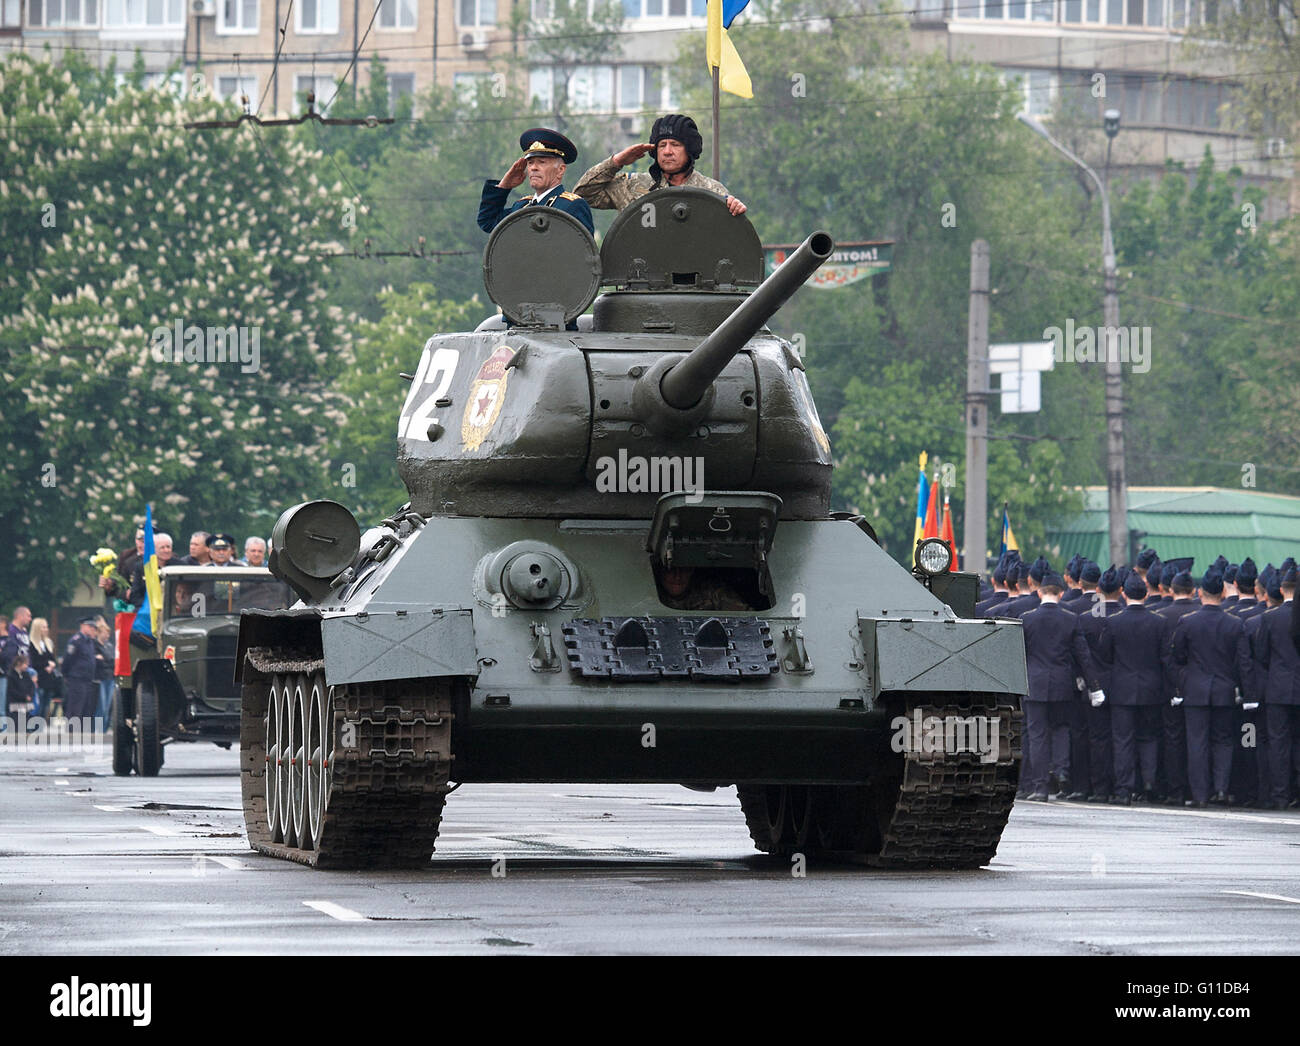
left=110, top=686, right=134, bottom=776
left=135, top=678, right=163, bottom=777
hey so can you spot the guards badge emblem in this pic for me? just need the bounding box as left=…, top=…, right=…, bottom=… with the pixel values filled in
left=462, top=344, right=515, bottom=451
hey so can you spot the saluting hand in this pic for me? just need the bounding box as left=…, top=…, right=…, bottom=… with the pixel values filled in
left=611, top=142, right=654, bottom=167
left=498, top=156, right=529, bottom=190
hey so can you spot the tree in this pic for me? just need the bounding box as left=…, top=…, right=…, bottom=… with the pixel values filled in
left=510, top=0, right=625, bottom=131
left=0, top=52, right=350, bottom=608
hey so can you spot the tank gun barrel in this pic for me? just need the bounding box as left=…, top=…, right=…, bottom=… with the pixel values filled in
left=659, top=231, right=834, bottom=410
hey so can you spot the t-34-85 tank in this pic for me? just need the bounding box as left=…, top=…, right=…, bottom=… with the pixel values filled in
left=236, top=188, right=1027, bottom=869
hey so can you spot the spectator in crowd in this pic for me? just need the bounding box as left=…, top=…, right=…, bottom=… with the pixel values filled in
left=5, top=652, right=36, bottom=718
left=175, top=531, right=211, bottom=567
left=94, top=618, right=115, bottom=723
left=127, top=533, right=173, bottom=608
left=242, top=537, right=267, bottom=567
left=27, top=617, right=60, bottom=719
left=0, top=606, right=32, bottom=714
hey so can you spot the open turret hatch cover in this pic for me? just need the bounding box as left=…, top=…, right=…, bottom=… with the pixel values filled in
left=483, top=206, right=602, bottom=325
left=647, top=491, right=782, bottom=568
left=601, top=187, right=764, bottom=290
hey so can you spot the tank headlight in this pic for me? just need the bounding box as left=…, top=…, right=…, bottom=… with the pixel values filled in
left=915, top=538, right=953, bottom=576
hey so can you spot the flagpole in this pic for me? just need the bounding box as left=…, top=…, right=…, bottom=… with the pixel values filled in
left=711, top=65, right=720, bottom=181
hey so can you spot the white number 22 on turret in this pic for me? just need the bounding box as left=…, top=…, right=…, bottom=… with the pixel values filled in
left=398, top=343, right=460, bottom=441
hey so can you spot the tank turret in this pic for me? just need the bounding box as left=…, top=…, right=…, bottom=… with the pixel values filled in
left=395, top=188, right=836, bottom=519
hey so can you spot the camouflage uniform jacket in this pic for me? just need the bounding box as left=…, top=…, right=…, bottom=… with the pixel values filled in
left=573, top=155, right=732, bottom=210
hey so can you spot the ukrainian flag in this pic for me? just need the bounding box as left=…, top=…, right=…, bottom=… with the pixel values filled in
left=707, top=0, right=752, bottom=99
left=132, top=504, right=164, bottom=638
left=913, top=451, right=929, bottom=548
left=1000, top=505, right=1019, bottom=558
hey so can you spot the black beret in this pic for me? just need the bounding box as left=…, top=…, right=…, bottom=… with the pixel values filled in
left=1006, top=561, right=1022, bottom=586
left=1225, top=564, right=1239, bottom=584
left=1171, top=570, right=1195, bottom=591
left=1066, top=553, right=1081, bottom=579
left=518, top=127, right=578, bottom=165
left=993, top=563, right=1008, bottom=583
left=1099, top=564, right=1121, bottom=594
left=1146, top=563, right=1162, bottom=588
left=1267, top=575, right=1283, bottom=602
left=1169, top=557, right=1194, bottom=574
left=1080, top=560, right=1101, bottom=584
left=1124, top=573, right=1148, bottom=601
left=1237, top=557, right=1258, bottom=586
left=1160, top=562, right=1177, bottom=587
left=1202, top=568, right=1225, bottom=595
left=1283, top=566, right=1298, bottom=586
left=1041, top=572, right=1066, bottom=590
left=1281, top=557, right=1296, bottom=573
left=1136, top=548, right=1159, bottom=569
left=1212, top=555, right=1228, bottom=571
left=650, top=113, right=703, bottom=160
left=1029, top=556, right=1050, bottom=582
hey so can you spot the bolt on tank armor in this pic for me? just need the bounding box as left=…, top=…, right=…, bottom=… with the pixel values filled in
left=236, top=188, right=1028, bottom=869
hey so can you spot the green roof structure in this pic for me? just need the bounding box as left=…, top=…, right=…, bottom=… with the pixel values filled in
left=1046, top=487, right=1300, bottom=570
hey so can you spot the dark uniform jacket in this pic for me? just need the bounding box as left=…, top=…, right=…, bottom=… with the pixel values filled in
left=996, top=591, right=1040, bottom=619
left=1157, top=598, right=1201, bottom=701
left=60, top=632, right=98, bottom=681
left=1170, top=604, right=1254, bottom=706
left=1228, top=597, right=1259, bottom=617
left=1061, top=588, right=1083, bottom=606
left=975, top=591, right=1009, bottom=617
left=1098, top=604, right=1166, bottom=705
left=477, top=182, right=595, bottom=234
left=1021, top=601, right=1099, bottom=702
left=1256, top=603, right=1300, bottom=705
left=1076, top=598, right=1122, bottom=693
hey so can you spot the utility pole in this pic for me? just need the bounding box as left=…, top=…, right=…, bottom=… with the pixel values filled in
left=963, top=238, right=990, bottom=576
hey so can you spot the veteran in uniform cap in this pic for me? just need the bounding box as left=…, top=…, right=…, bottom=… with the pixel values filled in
left=477, top=128, right=595, bottom=235
left=205, top=533, right=237, bottom=567
left=60, top=617, right=102, bottom=719
left=574, top=113, right=747, bottom=215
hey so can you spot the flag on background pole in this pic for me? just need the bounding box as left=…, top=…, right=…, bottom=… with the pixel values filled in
left=132, top=503, right=163, bottom=638
left=923, top=469, right=941, bottom=540
left=913, top=452, right=930, bottom=548
left=941, top=492, right=957, bottom=562
left=706, top=0, right=753, bottom=99
left=721, top=0, right=750, bottom=25
left=1000, top=504, right=1018, bottom=557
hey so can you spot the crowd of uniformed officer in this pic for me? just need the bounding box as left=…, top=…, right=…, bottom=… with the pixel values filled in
left=975, top=550, right=1300, bottom=810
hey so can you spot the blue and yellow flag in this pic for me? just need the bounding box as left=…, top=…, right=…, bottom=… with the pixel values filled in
left=913, top=451, right=929, bottom=548
left=1000, top=504, right=1019, bottom=558
left=706, top=0, right=752, bottom=99
left=132, top=504, right=164, bottom=637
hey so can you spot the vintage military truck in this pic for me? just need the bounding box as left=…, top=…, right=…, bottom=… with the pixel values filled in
left=236, top=188, right=1027, bottom=868
left=111, top=565, right=290, bottom=776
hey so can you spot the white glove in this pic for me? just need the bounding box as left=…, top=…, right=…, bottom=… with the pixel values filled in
left=1089, top=689, right=1106, bottom=707
left=1171, top=696, right=1184, bottom=706
left=1075, top=676, right=1086, bottom=691
left=1243, top=702, right=1259, bottom=711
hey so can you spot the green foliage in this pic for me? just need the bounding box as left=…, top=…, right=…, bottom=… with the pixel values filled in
left=0, top=51, right=349, bottom=607
left=328, top=285, right=487, bottom=524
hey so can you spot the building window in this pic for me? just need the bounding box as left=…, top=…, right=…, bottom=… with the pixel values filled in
left=3, top=0, right=22, bottom=25
left=295, top=73, right=339, bottom=113
left=30, top=0, right=101, bottom=26
left=622, top=0, right=704, bottom=15
left=617, top=64, right=661, bottom=111
left=102, top=0, right=184, bottom=27
left=218, top=0, right=257, bottom=33
left=378, top=0, right=414, bottom=29
left=1006, top=68, right=1055, bottom=117
left=453, top=71, right=491, bottom=100
left=387, top=72, right=415, bottom=111
left=458, top=0, right=495, bottom=26
left=296, top=0, right=338, bottom=33
left=567, top=64, right=614, bottom=112
left=215, top=74, right=257, bottom=103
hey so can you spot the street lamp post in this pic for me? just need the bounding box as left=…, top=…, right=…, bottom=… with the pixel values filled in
left=1016, top=110, right=1128, bottom=569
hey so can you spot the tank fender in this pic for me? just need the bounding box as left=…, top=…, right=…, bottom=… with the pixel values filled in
left=318, top=608, right=479, bottom=688
left=236, top=607, right=323, bottom=684
left=856, top=613, right=1027, bottom=700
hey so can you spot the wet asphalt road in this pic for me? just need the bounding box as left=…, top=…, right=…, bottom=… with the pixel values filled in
left=2, top=734, right=1299, bottom=955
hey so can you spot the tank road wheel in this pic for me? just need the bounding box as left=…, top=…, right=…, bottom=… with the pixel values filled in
left=239, top=661, right=455, bottom=868
left=110, top=686, right=134, bottom=777
left=737, top=785, right=792, bottom=855
left=264, top=675, right=284, bottom=843
left=304, top=673, right=329, bottom=850
left=134, top=677, right=162, bottom=777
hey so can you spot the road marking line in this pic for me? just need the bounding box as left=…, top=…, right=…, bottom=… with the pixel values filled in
left=93, top=805, right=124, bottom=812
left=1223, top=890, right=1300, bottom=905
left=208, top=856, right=247, bottom=871
left=55, top=779, right=69, bottom=786
left=54, top=767, right=70, bottom=772
left=303, top=900, right=368, bottom=922
left=137, top=825, right=181, bottom=836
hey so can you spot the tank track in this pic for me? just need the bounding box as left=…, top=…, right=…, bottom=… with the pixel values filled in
left=739, top=698, right=1021, bottom=870
left=240, top=657, right=454, bottom=869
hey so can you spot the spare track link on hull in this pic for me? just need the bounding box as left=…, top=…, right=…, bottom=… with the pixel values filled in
left=240, top=661, right=454, bottom=869
left=738, top=700, right=1021, bottom=870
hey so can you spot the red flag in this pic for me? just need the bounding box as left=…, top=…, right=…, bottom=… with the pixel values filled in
left=941, top=493, right=957, bottom=563
left=923, top=473, right=941, bottom=539
left=114, top=611, right=134, bottom=676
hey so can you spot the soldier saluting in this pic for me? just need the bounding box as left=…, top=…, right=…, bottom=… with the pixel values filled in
left=477, top=128, right=594, bottom=235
